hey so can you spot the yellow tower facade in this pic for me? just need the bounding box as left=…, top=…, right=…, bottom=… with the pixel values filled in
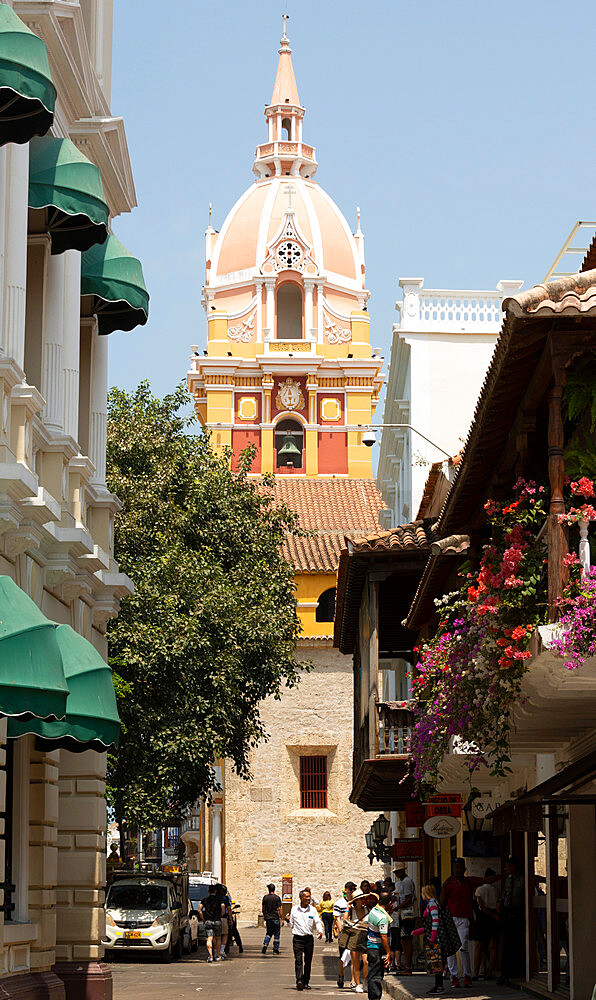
left=187, top=25, right=383, bottom=481
left=185, top=23, right=385, bottom=909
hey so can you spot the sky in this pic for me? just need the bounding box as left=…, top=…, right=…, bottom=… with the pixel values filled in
left=108, top=0, right=596, bottom=400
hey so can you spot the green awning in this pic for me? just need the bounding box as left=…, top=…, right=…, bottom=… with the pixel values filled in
left=81, top=234, right=149, bottom=334
left=0, top=5, right=55, bottom=146
left=8, top=625, right=120, bottom=752
left=29, top=135, right=109, bottom=254
left=0, top=576, right=68, bottom=721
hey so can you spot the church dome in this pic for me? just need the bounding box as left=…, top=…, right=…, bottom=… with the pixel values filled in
left=210, top=176, right=363, bottom=292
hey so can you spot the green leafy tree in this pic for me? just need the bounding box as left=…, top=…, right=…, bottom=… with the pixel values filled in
left=106, top=382, right=304, bottom=833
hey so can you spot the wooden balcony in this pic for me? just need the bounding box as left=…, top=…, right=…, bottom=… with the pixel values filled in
left=351, top=702, right=415, bottom=811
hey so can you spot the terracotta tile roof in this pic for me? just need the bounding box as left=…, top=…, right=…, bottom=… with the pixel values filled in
left=503, top=269, right=596, bottom=318
left=262, top=478, right=385, bottom=573
left=334, top=519, right=436, bottom=653
left=348, top=521, right=436, bottom=553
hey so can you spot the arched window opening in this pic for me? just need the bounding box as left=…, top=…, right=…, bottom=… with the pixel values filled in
left=276, top=283, right=302, bottom=340
left=316, top=588, right=336, bottom=623
left=275, top=418, right=304, bottom=470
left=282, top=117, right=292, bottom=140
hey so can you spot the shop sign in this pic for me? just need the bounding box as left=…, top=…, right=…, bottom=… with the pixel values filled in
left=427, top=794, right=461, bottom=818
left=471, top=796, right=505, bottom=819
left=392, top=838, right=423, bottom=861
left=281, top=874, right=293, bottom=903
left=405, top=802, right=426, bottom=827
left=423, top=815, right=461, bottom=839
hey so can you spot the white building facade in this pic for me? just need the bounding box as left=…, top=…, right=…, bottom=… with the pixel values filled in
left=0, top=3, right=147, bottom=998
left=378, top=277, right=523, bottom=528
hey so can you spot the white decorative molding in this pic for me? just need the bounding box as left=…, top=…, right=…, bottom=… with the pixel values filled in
left=228, top=312, right=256, bottom=343
left=261, top=209, right=318, bottom=277
left=324, top=315, right=351, bottom=345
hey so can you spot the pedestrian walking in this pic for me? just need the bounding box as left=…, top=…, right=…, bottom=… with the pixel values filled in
left=262, top=883, right=283, bottom=955
left=497, top=857, right=525, bottom=985
left=334, top=881, right=355, bottom=989
left=215, top=883, right=232, bottom=959
left=441, top=858, right=474, bottom=987
left=289, top=889, right=323, bottom=991
left=318, top=891, right=334, bottom=942
left=198, top=884, right=225, bottom=963
left=347, top=887, right=369, bottom=993
left=366, top=891, right=393, bottom=1000
left=473, top=868, right=499, bottom=979
left=413, top=884, right=444, bottom=994
left=394, top=864, right=416, bottom=975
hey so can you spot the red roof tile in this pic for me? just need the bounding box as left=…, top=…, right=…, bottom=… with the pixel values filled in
left=262, top=478, right=385, bottom=573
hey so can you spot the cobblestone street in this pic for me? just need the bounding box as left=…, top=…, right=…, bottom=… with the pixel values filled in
left=111, top=927, right=524, bottom=1000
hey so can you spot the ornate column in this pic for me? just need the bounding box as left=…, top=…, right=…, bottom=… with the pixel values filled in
left=211, top=804, right=223, bottom=881
left=3, top=143, right=29, bottom=369
left=306, top=374, right=318, bottom=476
left=42, top=254, right=65, bottom=431
left=89, top=326, right=107, bottom=487
left=316, top=282, right=324, bottom=344
left=304, top=278, right=315, bottom=341
left=261, top=373, right=274, bottom=473
left=264, top=279, right=275, bottom=340
left=62, top=251, right=81, bottom=441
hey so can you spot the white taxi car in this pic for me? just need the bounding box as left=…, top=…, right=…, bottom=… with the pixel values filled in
left=104, top=876, right=185, bottom=961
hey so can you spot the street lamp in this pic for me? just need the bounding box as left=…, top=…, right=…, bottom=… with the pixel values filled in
left=365, top=814, right=392, bottom=865
left=358, top=424, right=452, bottom=459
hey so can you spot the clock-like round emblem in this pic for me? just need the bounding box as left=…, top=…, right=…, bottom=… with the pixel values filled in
left=276, top=240, right=302, bottom=269
left=276, top=377, right=305, bottom=411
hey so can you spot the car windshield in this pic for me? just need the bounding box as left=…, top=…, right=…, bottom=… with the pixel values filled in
left=107, top=883, right=168, bottom=910
left=189, top=884, right=211, bottom=904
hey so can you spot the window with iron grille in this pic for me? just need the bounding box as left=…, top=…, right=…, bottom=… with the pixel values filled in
left=299, top=755, right=327, bottom=809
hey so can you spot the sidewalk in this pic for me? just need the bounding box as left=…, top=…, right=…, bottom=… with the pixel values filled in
left=383, top=972, right=522, bottom=1000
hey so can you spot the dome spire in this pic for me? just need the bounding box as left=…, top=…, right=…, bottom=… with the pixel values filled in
left=270, top=14, right=301, bottom=107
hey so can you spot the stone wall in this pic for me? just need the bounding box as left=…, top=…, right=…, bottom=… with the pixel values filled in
left=224, top=643, right=374, bottom=918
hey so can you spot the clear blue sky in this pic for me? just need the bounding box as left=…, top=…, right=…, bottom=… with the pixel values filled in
left=108, top=0, right=596, bottom=397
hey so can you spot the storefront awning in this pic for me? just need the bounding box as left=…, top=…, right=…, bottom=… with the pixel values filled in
left=28, top=135, right=109, bottom=254
left=0, top=5, right=55, bottom=146
left=0, top=576, right=68, bottom=722
left=80, top=234, right=149, bottom=334
left=8, top=625, right=120, bottom=752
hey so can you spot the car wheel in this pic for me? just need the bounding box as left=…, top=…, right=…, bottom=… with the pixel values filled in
left=182, top=931, right=191, bottom=956
left=161, top=943, right=173, bottom=964
left=173, top=935, right=183, bottom=960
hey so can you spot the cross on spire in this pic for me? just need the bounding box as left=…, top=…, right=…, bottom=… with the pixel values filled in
left=282, top=12, right=289, bottom=41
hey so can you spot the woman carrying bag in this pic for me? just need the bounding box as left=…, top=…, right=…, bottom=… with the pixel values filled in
left=413, top=885, right=462, bottom=995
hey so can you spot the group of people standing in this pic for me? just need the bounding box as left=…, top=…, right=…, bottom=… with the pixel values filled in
left=260, top=855, right=525, bottom=994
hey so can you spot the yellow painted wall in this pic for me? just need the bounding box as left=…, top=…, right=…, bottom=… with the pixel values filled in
left=295, top=571, right=337, bottom=638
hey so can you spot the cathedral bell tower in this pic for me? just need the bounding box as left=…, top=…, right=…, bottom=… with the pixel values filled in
left=188, top=21, right=384, bottom=478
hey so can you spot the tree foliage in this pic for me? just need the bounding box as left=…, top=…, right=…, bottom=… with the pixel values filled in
left=106, top=382, right=305, bottom=828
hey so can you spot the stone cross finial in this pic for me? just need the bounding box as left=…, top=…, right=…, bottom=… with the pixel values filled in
left=282, top=12, right=289, bottom=41
left=286, top=182, right=295, bottom=209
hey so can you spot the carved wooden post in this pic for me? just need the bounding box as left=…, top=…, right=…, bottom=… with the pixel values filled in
left=547, top=374, right=569, bottom=618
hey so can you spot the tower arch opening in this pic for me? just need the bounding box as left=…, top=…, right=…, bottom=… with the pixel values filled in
left=275, top=418, right=304, bottom=471
left=282, top=117, right=292, bottom=140
left=276, top=282, right=303, bottom=340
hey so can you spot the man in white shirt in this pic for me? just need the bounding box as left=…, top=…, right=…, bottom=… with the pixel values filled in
left=289, top=889, right=324, bottom=991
